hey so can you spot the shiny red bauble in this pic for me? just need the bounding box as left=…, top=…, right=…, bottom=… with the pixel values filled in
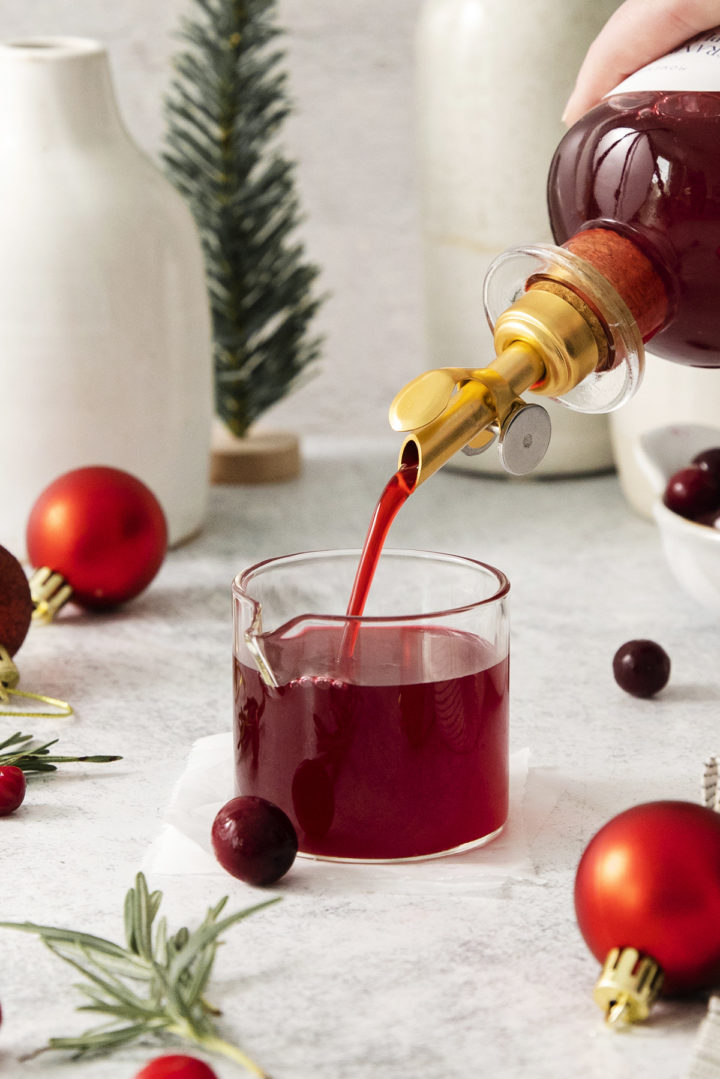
left=26, top=466, right=168, bottom=609
left=0, top=544, right=32, bottom=655
left=575, top=801, right=720, bottom=995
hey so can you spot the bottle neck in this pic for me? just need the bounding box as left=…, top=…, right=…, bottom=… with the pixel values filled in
left=0, top=38, right=128, bottom=151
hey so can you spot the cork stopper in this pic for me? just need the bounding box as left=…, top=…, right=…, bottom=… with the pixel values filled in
left=563, top=229, right=669, bottom=343
left=593, top=947, right=664, bottom=1026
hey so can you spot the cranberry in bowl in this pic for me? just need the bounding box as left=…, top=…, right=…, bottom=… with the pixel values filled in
left=638, top=424, right=720, bottom=612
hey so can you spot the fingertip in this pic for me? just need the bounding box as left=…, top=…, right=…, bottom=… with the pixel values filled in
left=561, top=91, right=580, bottom=127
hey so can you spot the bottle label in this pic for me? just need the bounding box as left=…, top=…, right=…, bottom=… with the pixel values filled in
left=606, top=27, right=720, bottom=95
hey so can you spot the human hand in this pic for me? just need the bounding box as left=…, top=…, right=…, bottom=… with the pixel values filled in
left=562, top=0, right=720, bottom=125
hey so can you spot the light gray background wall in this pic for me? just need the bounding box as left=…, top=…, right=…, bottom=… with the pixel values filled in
left=2, top=0, right=424, bottom=445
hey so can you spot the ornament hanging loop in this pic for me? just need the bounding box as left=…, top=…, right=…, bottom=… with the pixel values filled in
left=0, top=644, right=73, bottom=718
left=0, top=687, right=73, bottom=719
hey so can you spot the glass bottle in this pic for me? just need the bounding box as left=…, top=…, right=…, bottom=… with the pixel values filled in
left=547, top=28, right=720, bottom=369
left=395, top=24, right=720, bottom=485
left=485, top=24, right=720, bottom=403
left=415, top=0, right=621, bottom=476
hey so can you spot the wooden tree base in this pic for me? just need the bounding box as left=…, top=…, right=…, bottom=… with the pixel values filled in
left=210, top=424, right=301, bottom=484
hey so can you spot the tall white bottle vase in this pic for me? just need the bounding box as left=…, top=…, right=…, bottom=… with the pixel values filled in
left=415, top=0, right=620, bottom=477
left=0, top=38, right=213, bottom=552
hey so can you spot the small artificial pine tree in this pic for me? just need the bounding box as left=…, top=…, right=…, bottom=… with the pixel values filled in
left=163, top=0, right=323, bottom=438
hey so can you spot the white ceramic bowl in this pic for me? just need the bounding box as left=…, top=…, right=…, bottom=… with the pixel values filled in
left=637, top=424, right=720, bottom=612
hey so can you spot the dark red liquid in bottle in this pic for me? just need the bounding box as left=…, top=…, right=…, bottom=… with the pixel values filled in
left=548, top=92, right=720, bottom=366
left=234, top=623, right=508, bottom=860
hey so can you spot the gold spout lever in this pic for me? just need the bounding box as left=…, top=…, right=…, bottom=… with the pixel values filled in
left=392, top=343, right=549, bottom=483
left=391, top=283, right=604, bottom=486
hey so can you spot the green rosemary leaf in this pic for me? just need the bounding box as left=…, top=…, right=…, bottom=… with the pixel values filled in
left=0, top=729, right=121, bottom=773
left=149, top=889, right=164, bottom=922
left=154, top=914, right=169, bottom=966
left=168, top=898, right=280, bottom=984
left=49, top=945, right=148, bottom=990
left=76, top=1001, right=158, bottom=1021
left=170, top=926, right=190, bottom=955
left=123, top=888, right=135, bottom=951
left=38, top=754, right=122, bottom=765
left=209, top=895, right=229, bottom=920
left=0, top=730, right=32, bottom=752
left=48, top=1022, right=153, bottom=1054
left=131, top=873, right=153, bottom=960
left=0, top=922, right=130, bottom=960
left=43, top=942, right=152, bottom=1014
left=185, top=937, right=218, bottom=1005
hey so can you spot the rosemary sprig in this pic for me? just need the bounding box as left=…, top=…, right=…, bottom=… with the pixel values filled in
left=0, top=730, right=122, bottom=773
left=0, top=872, right=280, bottom=1077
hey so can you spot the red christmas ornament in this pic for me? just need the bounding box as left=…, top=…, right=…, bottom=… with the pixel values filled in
left=575, top=800, right=720, bottom=1024
left=0, top=544, right=33, bottom=657
left=26, top=466, right=168, bottom=615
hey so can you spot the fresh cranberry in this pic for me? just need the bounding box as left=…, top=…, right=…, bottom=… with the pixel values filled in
left=613, top=640, right=671, bottom=698
left=212, top=795, right=298, bottom=886
left=133, top=1054, right=219, bottom=1079
left=692, top=446, right=720, bottom=488
left=0, top=766, right=26, bottom=816
left=664, top=465, right=720, bottom=520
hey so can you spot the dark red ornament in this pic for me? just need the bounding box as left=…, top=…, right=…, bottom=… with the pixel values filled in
left=0, top=544, right=32, bottom=656
left=575, top=800, right=720, bottom=1019
left=26, top=466, right=168, bottom=611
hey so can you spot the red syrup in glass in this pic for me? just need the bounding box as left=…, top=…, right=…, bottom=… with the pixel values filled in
left=233, top=460, right=509, bottom=860
left=234, top=624, right=508, bottom=859
left=547, top=92, right=720, bottom=365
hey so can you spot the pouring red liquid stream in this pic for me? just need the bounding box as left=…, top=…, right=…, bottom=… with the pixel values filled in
left=345, top=460, right=418, bottom=617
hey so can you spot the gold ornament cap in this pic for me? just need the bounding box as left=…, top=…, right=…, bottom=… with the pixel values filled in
left=0, top=644, right=20, bottom=700
left=29, top=567, right=73, bottom=623
left=593, top=946, right=664, bottom=1026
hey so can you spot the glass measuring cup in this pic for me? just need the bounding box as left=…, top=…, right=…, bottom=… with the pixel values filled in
left=232, top=548, right=510, bottom=862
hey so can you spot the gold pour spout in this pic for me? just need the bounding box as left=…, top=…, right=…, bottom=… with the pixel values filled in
left=390, top=282, right=609, bottom=486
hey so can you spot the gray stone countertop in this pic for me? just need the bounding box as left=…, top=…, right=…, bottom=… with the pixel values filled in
left=1, top=437, right=717, bottom=1079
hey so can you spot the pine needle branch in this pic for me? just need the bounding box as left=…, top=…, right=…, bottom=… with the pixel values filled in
left=163, top=0, right=324, bottom=436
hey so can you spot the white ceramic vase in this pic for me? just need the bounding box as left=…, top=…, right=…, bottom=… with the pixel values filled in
left=415, top=0, right=621, bottom=477
left=0, top=37, right=213, bottom=552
